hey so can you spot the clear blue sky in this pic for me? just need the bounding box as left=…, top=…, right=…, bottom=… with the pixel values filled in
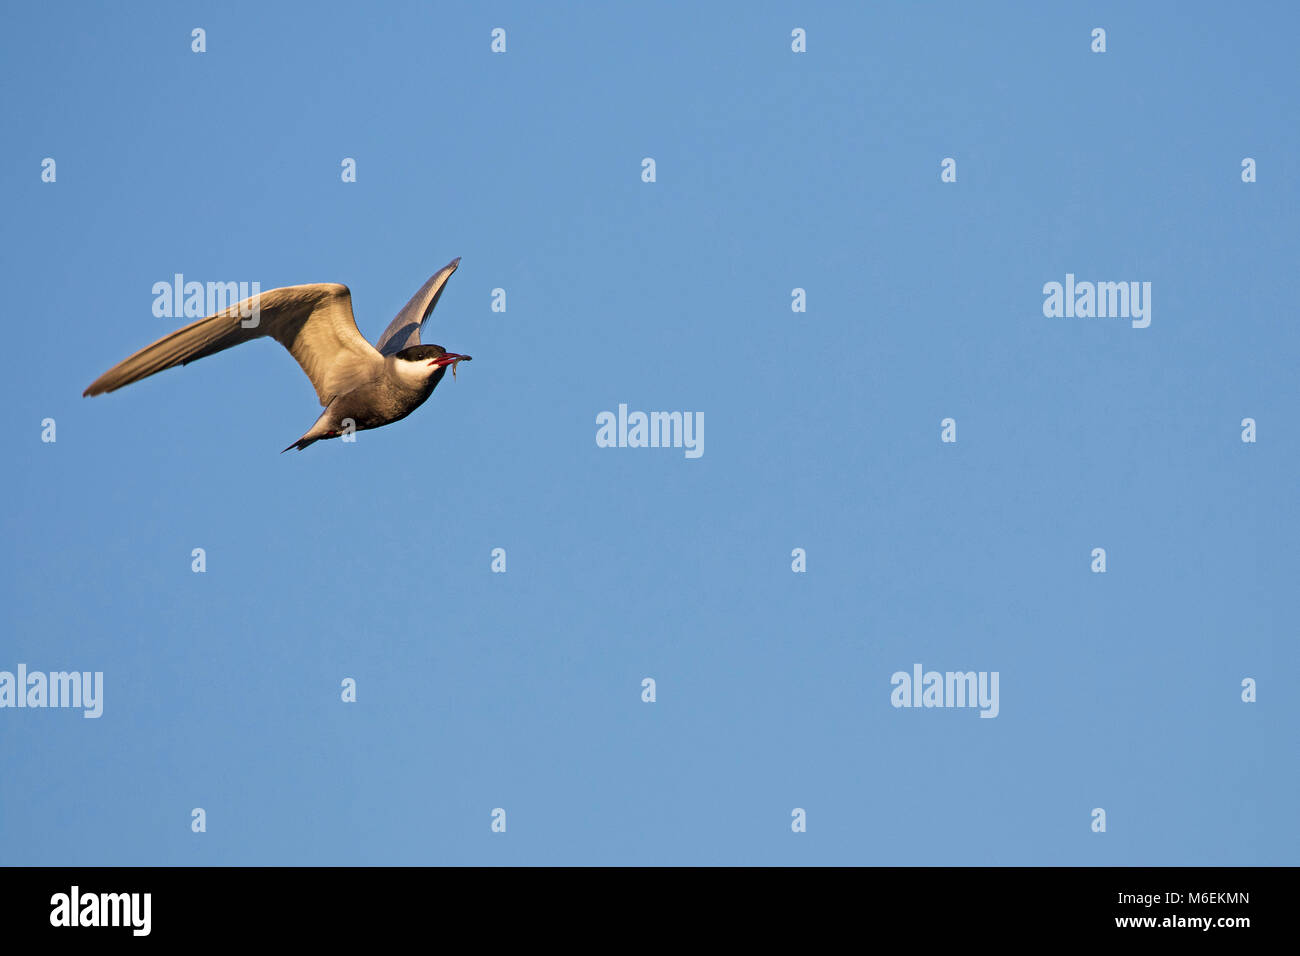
left=2, top=2, right=1295, bottom=865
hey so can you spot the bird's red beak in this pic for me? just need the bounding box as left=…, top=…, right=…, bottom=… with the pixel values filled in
left=428, top=353, right=471, bottom=379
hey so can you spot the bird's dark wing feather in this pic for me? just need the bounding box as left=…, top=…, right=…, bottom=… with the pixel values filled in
left=374, top=257, right=461, bottom=357
left=84, top=284, right=382, bottom=406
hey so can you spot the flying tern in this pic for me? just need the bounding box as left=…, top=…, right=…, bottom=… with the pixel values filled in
left=83, top=257, right=471, bottom=452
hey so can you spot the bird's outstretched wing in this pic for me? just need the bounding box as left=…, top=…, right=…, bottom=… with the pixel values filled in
left=374, top=257, right=461, bottom=357
left=84, top=284, right=382, bottom=406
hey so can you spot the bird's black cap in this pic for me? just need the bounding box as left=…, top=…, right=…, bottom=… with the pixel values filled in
left=395, top=345, right=447, bottom=362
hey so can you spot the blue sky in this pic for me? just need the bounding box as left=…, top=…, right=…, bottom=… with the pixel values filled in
left=1, top=1, right=1295, bottom=865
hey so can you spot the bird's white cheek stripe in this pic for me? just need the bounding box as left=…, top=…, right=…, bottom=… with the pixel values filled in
left=394, top=360, right=430, bottom=386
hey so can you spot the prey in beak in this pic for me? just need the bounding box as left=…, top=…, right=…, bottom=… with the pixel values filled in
left=429, top=352, right=472, bottom=380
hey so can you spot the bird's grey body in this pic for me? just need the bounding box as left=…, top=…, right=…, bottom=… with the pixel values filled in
left=84, top=257, right=471, bottom=452
left=287, top=349, right=449, bottom=451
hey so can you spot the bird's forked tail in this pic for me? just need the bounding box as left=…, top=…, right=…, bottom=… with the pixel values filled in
left=282, top=410, right=338, bottom=453
left=281, top=436, right=321, bottom=453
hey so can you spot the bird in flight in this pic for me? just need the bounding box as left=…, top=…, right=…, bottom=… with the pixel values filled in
left=84, top=257, right=472, bottom=452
